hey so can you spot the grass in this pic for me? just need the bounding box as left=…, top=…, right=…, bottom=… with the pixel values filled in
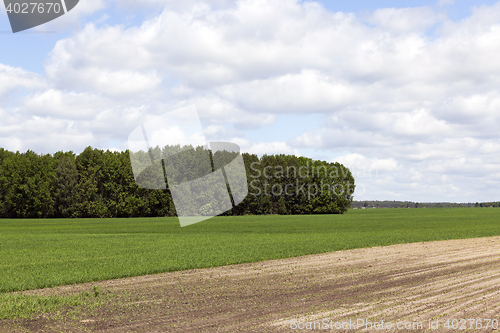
left=1, top=208, right=500, bottom=296
left=0, top=287, right=105, bottom=320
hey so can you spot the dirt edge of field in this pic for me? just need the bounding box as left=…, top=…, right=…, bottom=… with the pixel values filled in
left=2, top=236, right=500, bottom=332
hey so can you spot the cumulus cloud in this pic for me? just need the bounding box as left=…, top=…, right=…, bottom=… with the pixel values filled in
left=245, top=141, right=300, bottom=156
left=0, top=64, right=47, bottom=96
left=21, top=89, right=111, bottom=119
left=366, top=7, right=442, bottom=34
left=216, top=70, right=358, bottom=113
left=336, top=153, right=399, bottom=173
left=44, top=1, right=364, bottom=90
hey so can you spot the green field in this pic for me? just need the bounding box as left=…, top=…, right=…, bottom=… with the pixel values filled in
left=1, top=208, right=500, bottom=293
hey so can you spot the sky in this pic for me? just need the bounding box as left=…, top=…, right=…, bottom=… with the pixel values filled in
left=1, top=0, right=500, bottom=203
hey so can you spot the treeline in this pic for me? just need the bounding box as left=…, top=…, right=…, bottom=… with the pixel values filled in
left=0, top=146, right=355, bottom=218
left=351, top=200, right=500, bottom=209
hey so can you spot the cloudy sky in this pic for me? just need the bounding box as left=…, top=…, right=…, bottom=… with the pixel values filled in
left=1, top=0, right=500, bottom=203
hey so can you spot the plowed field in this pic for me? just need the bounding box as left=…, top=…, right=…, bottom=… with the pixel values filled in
left=2, top=236, right=500, bottom=332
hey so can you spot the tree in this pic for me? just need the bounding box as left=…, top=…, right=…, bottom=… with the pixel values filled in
left=0, top=146, right=356, bottom=218
left=0, top=151, right=56, bottom=217
left=54, top=156, right=78, bottom=217
left=73, top=147, right=108, bottom=217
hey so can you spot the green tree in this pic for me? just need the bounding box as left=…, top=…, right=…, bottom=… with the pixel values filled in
left=73, top=147, right=108, bottom=217
left=0, top=151, right=55, bottom=217
left=54, top=155, right=78, bottom=217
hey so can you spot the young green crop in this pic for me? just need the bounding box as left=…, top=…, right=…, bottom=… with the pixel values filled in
left=1, top=208, right=499, bottom=294
left=0, top=291, right=90, bottom=319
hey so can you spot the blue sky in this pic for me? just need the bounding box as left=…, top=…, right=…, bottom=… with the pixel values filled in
left=320, top=0, right=500, bottom=20
left=1, top=0, right=500, bottom=202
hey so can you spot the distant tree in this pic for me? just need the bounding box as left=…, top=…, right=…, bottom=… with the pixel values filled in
left=73, top=146, right=108, bottom=217
left=54, top=156, right=78, bottom=217
left=3, top=151, right=56, bottom=217
left=277, top=198, right=287, bottom=215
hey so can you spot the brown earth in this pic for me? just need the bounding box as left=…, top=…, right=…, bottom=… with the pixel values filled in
left=2, top=236, right=500, bottom=332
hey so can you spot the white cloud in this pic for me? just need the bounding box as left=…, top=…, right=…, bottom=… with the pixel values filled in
left=480, top=141, right=500, bottom=154
left=66, top=68, right=162, bottom=97
left=216, top=70, right=358, bottom=113
left=366, top=7, right=441, bottom=34
left=335, top=153, right=399, bottom=174
left=44, top=2, right=364, bottom=90
left=436, top=92, right=500, bottom=129
left=0, top=64, right=47, bottom=97
left=245, top=141, right=299, bottom=156
left=21, top=89, right=111, bottom=119
left=392, top=109, right=452, bottom=138
left=183, top=95, right=276, bottom=129
left=147, top=126, right=206, bottom=148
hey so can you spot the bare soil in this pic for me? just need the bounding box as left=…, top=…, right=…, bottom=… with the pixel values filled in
left=2, top=236, right=500, bottom=332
